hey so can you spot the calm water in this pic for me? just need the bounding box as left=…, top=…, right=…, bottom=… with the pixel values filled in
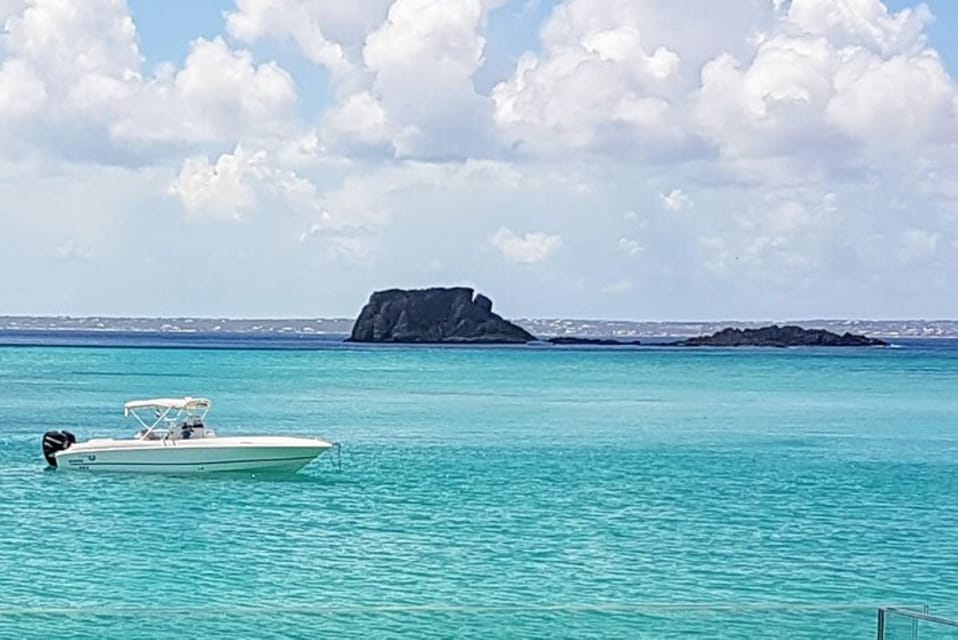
left=1, top=338, right=957, bottom=638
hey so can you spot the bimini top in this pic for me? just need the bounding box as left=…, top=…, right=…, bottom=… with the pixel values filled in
left=123, top=397, right=211, bottom=415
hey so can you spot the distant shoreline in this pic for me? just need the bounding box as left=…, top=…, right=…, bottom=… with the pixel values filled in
left=2, top=316, right=958, bottom=339
left=1, top=329, right=957, bottom=352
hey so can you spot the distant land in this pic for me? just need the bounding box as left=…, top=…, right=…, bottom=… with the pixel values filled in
left=2, top=316, right=957, bottom=338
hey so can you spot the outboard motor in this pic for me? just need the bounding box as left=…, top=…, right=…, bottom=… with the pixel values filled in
left=42, top=430, right=76, bottom=467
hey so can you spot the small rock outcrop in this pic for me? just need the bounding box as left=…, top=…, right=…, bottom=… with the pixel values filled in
left=546, top=337, right=642, bottom=346
left=348, top=287, right=535, bottom=344
left=674, top=325, right=887, bottom=347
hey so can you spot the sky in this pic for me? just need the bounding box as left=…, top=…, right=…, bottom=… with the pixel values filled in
left=1, top=0, right=957, bottom=320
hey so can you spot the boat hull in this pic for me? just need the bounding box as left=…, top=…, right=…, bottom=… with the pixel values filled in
left=54, top=436, right=332, bottom=474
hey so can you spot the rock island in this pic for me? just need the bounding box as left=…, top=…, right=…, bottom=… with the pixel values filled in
left=348, top=287, right=535, bottom=344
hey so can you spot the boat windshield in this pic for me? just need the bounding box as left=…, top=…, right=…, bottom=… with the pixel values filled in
left=124, top=397, right=213, bottom=440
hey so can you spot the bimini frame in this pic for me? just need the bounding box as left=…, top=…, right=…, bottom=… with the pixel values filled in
left=123, top=397, right=212, bottom=440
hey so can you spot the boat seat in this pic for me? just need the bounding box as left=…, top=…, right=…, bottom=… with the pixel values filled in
left=178, top=418, right=207, bottom=440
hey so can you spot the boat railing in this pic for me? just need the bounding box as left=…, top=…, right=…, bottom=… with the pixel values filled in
left=129, top=404, right=211, bottom=441
left=4, top=601, right=952, bottom=636
left=877, top=607, right=958, bottom=639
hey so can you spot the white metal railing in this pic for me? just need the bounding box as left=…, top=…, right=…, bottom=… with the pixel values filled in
left=878, top=607, right=958, bottom=640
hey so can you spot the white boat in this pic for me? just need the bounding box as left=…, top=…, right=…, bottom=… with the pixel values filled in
left=42, top=397, right=334, bottom=474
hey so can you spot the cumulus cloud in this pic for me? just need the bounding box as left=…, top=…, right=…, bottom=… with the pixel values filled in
left=826, top=50, right=957, bottom=147
left=111, top=37, right=297, bottom=146
left=320, top=90, right=394, bottom=154
left=492, top=4, right=684, bottom=156
left=169, top=145, right=318, bottom=219
left=618, top=237, right=643, bottom=256
left=0, top=1, right=299, bottom=159
left=0, top=0, right=26, bottom=23
left=489, top=0, right=958, bottom=168
left=6, top=0, right=952, bottom=168
left=170, top=147, right=261, bottom=218
left=358, top=0, right=497, bottom=158
left=225, top=0, right=392, bottom=93
left=785, top=0, right=933, bottom=55
left=697, top=0, right=958, bottom=160
left=0, top=0, right=139, bottom=137
left=659, top=189, right=692, bottom=211
left=0, top=59, right=46, bottom=119
left=3, top=0, right=958, bottom=318
left=231, top=0, right=503, bottom=159
left=4, top=0, right=142, bottom=78
left=489, top=227, right=563, bottom=263
left=490, top=0, right=785, bottom=158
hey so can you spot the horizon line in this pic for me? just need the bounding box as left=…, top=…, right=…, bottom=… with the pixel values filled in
left=3, top=315, right=958, bottom=324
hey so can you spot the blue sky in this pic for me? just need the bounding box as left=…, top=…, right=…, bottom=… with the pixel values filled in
left=128, top=1, right=231, bottom=64
left=1, top=0, right=957, bottom=319
left=127, top=1, right=958, bottom=65
left=126, top=1, right=958, bottom=127
left=886, top=0, right=958, bottom=61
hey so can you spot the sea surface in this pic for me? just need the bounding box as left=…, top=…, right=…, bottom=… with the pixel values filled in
left=1, top=335, right=957, bottom=639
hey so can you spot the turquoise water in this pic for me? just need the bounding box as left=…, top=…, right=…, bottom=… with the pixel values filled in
left=1, top=340, right=957, bottom=638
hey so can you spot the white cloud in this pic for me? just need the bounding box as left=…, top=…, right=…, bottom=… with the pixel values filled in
left=320, top=90, right=394, bottom=154
left=225, top=0, right=393, bottom=94
left=659, top=188, right=692, bottom=211
left=491, top=0, right=778, bottom=158
left=0, top=2, right=299, bottom=159
left=697, top=1, right=958, bottom=160
left=169, top=147, right=261, bottom=218
left=112, top=37, right=298, bottom=146
left=492, top=6, right=685, bottom=156
left=359, top=0, right=496, bottom=158
left=785, top=0, right=932, bottom=55
left=54, top=239, right=93, bottom=261
left=232, top=0, right=507, bottom=159
left=298, top=158, right=544, bottom=240
left=696, top=37, right=840, bottom=158
left=489, top=227, right=563, bottom=263
left=826, top=50, right=958, bottom=147
left=2, top=0, right=958, bottom=318
left=767, top=200, right=813, bottom=236
left=4, top=0, right=953, bottom=168
left=229, top=0, right=504, bottom=160
left=0, top=0, right=25, bottom=23
left=4, top=0, right=142, bottom=79
left=0, top=161, right=170, bottom=314
left=298, top=224, right=377, bottom=262
left=169, top=145, right=318, bottom=219
left=823, top=192, right=839, bottom=213
left=0, top=59, right=46, bottom=119
left=0, top=0, right=139, bottom=139
left=488, top=0, right=958, bottom=165
left=674, top=186, right=855, bottom=288
left=618, top=237, right=643, bottom=256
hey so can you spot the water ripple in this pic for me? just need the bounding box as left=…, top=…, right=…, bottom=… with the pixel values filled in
left=1, top=344, right=957, bottom=637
